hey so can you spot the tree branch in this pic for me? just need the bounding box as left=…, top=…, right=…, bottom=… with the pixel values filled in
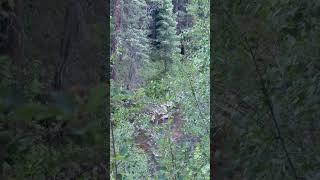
left=245, top=37, right=299, bottom=180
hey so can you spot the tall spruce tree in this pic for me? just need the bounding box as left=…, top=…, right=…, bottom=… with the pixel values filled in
left=152, top=0, right=179, bottom=72
left=115, top=0, right=150, bottom=89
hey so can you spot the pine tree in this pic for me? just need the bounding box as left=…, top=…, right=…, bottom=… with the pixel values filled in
left=115, top=0, right=150, bottom=89
left=152, top=0, right=179, bottom=72
left=172, top=0, right=192, bottom=34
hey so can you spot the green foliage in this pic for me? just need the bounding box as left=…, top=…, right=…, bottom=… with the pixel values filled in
left=0, top=58, right=107, bottom=179
left=145, top=79, right=169, bottom=99
left=1, top=0, right=107, bottom=178
left=213, top=0, right=320, bottom=179
left=111, top=0, right=209, bottom=178
left=152, top=0, right=179, bottom=71
left=0, top=56, right=14, bottom=87
left=113, top=0, right=150, bottom=89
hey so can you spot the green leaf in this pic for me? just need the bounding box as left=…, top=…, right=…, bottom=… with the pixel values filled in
left=112, top=155, right=125, bottom=161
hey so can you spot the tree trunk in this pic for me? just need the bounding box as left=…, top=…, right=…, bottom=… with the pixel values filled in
left=11, top=0, right=24, bottom=65
left=54, top=0, right=82, bottom=90
left=127, top=59, right=138, bottom=90
left=111, top=0, right=121, bottom=54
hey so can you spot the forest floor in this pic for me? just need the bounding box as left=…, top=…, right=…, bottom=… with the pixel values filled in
left=133, top=101, right=200, bottom=175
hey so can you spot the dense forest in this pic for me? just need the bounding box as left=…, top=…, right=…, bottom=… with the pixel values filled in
left=110, top=0, right=209, bottom=179
left=0, top=0, right=319, bottom=179
left=0, top=0, right=108, bottom=179
left=212, top=0, right=320, bottom=179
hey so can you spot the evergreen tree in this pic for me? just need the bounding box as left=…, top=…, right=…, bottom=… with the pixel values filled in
left=152, top=0, right=179, bottom=72
left=172, top=0, right=192, bottom=34
left=115, top=0, right=150, bottom=89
